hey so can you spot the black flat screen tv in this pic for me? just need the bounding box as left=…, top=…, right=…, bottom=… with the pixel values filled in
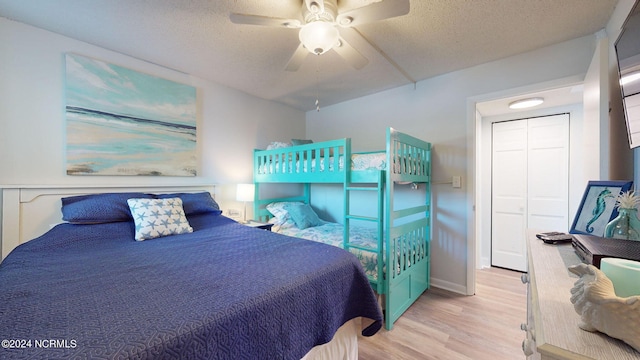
left=615, top=1, right=640, bottom=149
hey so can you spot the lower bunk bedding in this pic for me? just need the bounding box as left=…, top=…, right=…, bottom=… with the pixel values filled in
left=267, top=202, right=427, bottom=283
left=0, top=192, right=382, bottom=360
left=276, top=221, right=381, bottom=279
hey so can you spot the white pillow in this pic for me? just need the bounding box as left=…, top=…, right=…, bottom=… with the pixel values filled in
left=266, top=201, right=302, bottom=223
left=127, top=197, right=193, bottom=241
left=266, top=141, right=291, bottom=150
left=268, top=216, right=296, bottom=232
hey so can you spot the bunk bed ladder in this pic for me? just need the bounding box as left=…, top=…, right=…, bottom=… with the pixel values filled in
left=343, top=170, right=385, bottom=294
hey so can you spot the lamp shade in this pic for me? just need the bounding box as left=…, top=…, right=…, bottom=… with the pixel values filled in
left=236, top=183, right=255, bottom=202
left=299, top=21, right=339, bottom=55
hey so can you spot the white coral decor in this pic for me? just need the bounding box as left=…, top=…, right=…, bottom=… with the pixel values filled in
left=569, top=263, right=640, bottom=352
left=615, top=190, right=640, bottom=209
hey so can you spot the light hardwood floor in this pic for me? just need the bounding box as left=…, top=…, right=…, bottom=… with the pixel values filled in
left=359, top=267, right=527, bottom=360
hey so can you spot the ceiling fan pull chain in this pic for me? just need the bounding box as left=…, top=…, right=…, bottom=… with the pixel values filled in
left=315, top=55, right=321, bottom=112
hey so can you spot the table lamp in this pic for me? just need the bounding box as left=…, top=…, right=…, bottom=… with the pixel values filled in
left=236, top=183, right=255, bottom=223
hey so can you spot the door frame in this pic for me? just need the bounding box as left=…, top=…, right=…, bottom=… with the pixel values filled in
left=466, top=75, right=586, bottom=295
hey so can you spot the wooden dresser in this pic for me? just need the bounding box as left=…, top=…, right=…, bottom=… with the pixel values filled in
left=524, top=230, right=640, bottom=359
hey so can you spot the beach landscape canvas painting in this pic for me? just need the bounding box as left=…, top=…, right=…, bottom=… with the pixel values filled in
left=65, top=53, right=197, bottom=176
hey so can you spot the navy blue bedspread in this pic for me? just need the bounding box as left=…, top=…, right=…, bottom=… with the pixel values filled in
left=0, top=214, right=382, bottom=359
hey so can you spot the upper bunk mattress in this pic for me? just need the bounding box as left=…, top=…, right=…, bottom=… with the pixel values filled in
left=258, top=152, right=386, bottom=174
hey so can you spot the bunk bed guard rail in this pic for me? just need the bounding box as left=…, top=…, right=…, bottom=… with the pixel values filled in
left=254, top=139, right=349, bottom=183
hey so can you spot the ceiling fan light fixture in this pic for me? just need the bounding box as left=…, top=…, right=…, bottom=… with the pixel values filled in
left=508, top=97, right=544, bottom=109
left=299, top=21, right=339, bottom=55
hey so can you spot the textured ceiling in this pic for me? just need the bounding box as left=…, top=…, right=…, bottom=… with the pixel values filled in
left=0, top=0, right=619, bottom=111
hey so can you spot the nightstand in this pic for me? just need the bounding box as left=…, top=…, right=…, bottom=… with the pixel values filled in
left=242, top=220, right=274, bottom=231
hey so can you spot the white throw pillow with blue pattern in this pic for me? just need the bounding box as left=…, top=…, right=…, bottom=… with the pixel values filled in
left=127, top=197, right=193, bottom=241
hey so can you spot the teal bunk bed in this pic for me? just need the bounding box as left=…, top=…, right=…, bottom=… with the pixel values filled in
left=253, top=127, right=431, bottom=330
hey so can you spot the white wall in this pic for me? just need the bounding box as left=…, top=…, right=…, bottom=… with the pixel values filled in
left=305, top=35, right=598, bottom=293
left=0, top=17, right=305, bottom=218
left=583, top=33, right=611, bottom=181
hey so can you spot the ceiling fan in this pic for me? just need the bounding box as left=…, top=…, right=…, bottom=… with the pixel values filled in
left=230, top=0, right=410, bottom=71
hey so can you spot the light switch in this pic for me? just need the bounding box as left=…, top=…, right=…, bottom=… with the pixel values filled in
left=452, top=176, right=462, bottom=188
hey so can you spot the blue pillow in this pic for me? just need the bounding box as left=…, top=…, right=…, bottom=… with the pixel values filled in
left=285, top=203, right=323, bottom=229
left=61, top=192, right=153, bottom=224
left=156, top=192, right=221, bottom=216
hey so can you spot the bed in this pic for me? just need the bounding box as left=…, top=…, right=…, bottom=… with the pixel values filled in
left=0, top=187, right=382, bottom=359
left=253, top=127, right=432, bottom=330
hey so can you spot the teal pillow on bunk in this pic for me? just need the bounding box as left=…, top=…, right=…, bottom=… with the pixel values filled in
left=290, top=139, right=335, bottom=158
left=285, top=203, right=323, bottom=229
left=291, top=139, right=313, bottom=145
left=291, top=139, right=320, bottom=159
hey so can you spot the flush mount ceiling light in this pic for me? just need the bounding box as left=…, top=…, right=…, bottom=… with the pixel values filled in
left=299, top=21, right=340, bottom=55
left=621, top=71, right=640, bottom=86
left=508, top=97, right=545, bottom=109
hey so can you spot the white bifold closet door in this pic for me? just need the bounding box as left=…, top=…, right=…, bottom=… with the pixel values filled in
left=491, top=114, right=569, bottom=271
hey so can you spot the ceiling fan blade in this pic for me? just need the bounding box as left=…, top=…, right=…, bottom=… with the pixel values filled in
left=285, top=43, right=309, bottom=71
left=332, top=37, right=368, bottom=70
left=230, top=13, right=301, bottom=28
left=336, top=0, right=410, bottom=27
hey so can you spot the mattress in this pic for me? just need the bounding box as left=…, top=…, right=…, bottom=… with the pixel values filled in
left=279, top=222, right=380, bottom=279
left=277, top=222, right=426, bottom=281
left=258, top=152, right=387, bottom=174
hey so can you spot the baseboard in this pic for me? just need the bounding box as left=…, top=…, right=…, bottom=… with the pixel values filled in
left=479, top=256, right=491, bottom=269
left=430, top=277, right=468, bottom=295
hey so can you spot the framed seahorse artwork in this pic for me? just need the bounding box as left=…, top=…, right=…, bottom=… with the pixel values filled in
left=570, top=180, right=634, bottom=236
